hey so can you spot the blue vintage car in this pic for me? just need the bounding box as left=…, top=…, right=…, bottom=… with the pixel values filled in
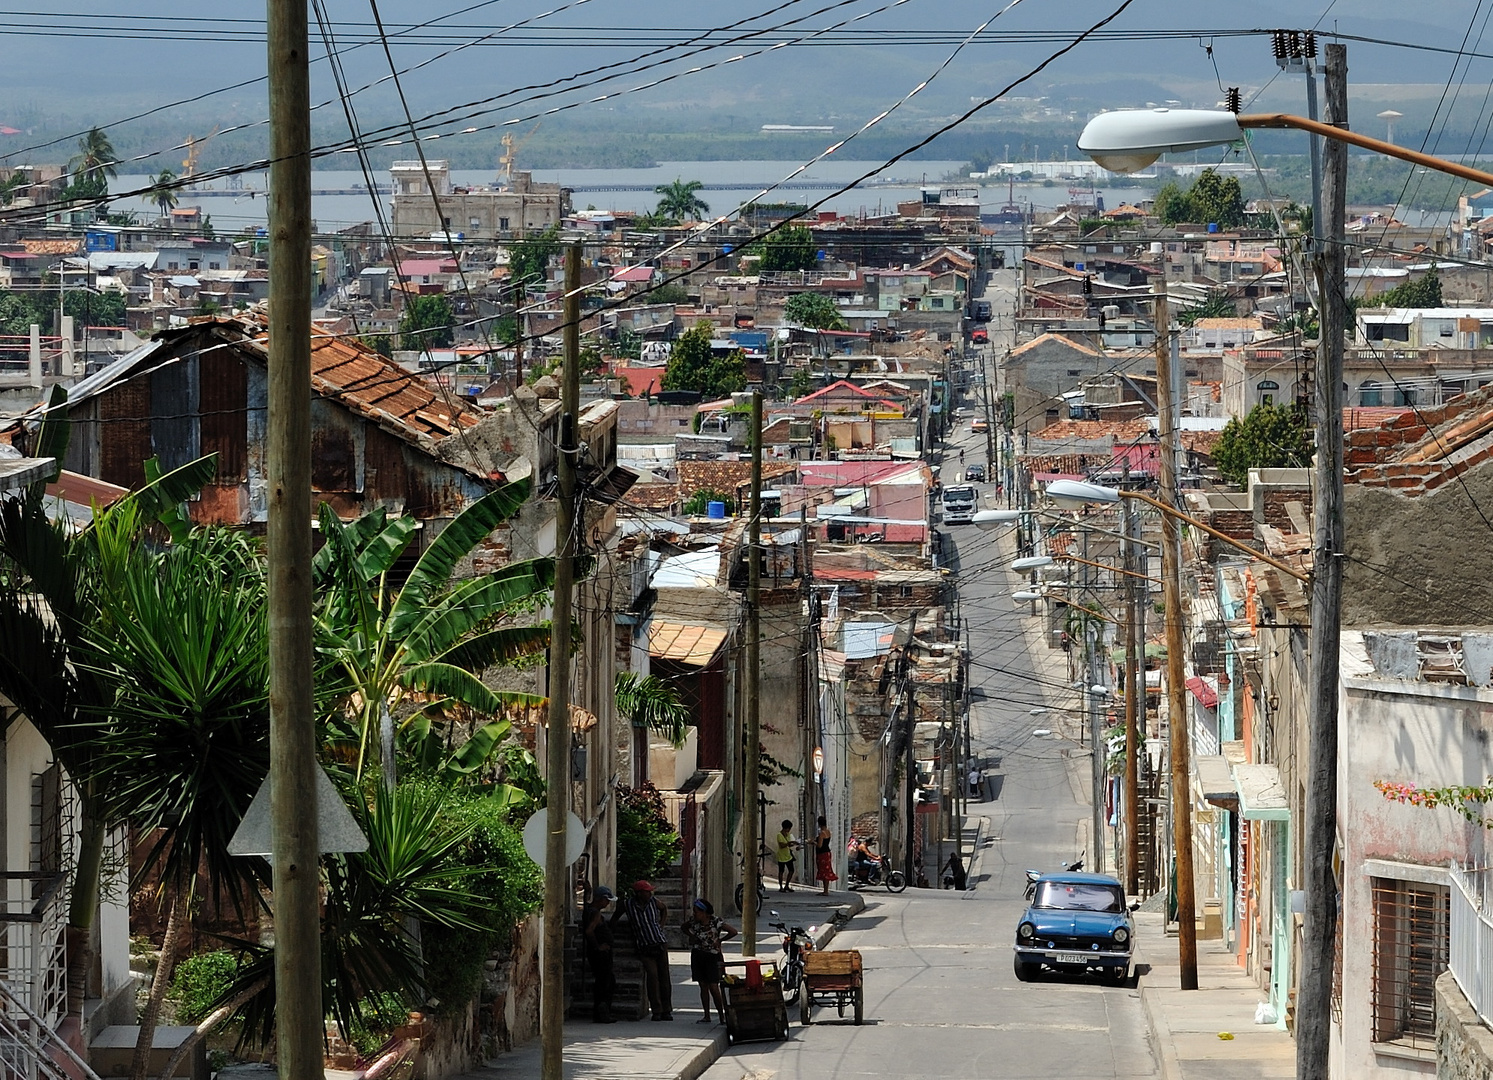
left=1013, top=872, right=1133, bottom=983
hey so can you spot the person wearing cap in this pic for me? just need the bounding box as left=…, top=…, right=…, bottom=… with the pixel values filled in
left=683, top=898, right=737, bottom=1023
left=582, top=885, right=617, bottom=1023
left=612, top=879, right=673, bottom=1020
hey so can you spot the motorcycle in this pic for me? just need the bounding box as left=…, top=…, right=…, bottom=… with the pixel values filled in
left=770, top=913, right=816, bottom=1004
left=1024, top=856, right=1085, bottom=900
left=850, top=854, right=908, bottom=893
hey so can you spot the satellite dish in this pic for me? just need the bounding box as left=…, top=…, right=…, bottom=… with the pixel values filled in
left=522, top=809, right=586, bottom=869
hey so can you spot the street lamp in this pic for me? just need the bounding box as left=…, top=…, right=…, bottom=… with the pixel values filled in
left=1078, top=106, right=1493, bottom=187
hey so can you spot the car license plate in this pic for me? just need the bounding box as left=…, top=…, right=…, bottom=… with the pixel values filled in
left=1054, top=953, right=1089, bottom=965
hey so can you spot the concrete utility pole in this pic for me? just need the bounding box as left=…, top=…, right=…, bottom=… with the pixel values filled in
left=1154, top=282, right=1198, bottom=989
left=1298, top=43, right=1347, bottom=1080
left=1123, top=499, right=1141, bottom=897
left=741, top=390, right=763, bottom=957
left=540, top=242, right=582, bottom=1080
left=265, top=0, right=322, bottom=1076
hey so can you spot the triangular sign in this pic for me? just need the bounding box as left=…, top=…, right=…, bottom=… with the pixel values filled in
left=228, top=766, right=369, bottom=856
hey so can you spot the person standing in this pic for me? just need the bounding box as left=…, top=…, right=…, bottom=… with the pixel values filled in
left=582, top=885, right=617, bottom=1023
left=968, top=765, right=984, bottom=800
left=814, top=816, right=838, bottom=895
left=683, top=898, right=737, bottom=1024
left=612, top=880, right=673, bottom=1020
left=774, top=820, right=800, bottom=893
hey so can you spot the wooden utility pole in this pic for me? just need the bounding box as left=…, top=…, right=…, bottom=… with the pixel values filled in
left=1298, top=43, right=1347, bottom=1080
left=1123, top=498, right=1141, bottom=897
left=742, top=390, right=763, bottom=957
left=540, top=243, right=582, bottom=1080
left=265, top=0, right=322, bottom=1075
left=1154, top=282, right=1198, bottom=989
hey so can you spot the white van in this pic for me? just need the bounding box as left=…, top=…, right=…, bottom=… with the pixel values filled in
left=942, top=484, right=977, bottom=525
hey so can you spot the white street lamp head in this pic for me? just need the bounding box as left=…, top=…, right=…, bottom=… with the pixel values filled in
left=1091, top=685, right=1110, bottom=696
left=1046, top=479, right=1122, bottom=509
left=1077, top=108, right=1244, bottom=173
left=1011, top=555, right=1055, bottom=571
left=974, top=508, right=1025, bottom=531
left=1012, top=590, right=1043, bottom=602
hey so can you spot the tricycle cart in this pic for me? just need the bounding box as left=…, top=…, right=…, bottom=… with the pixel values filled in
left=800, top=949, right=863, bottom=1025
left=721, top=960, right=789, bottom=1044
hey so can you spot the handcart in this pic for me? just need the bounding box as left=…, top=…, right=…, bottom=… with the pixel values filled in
left=800, top=949, right=863, bottom=1026
left=721, top=960, right=789, bottom=1044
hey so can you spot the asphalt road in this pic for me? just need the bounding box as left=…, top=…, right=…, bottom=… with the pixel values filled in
left=699, top=420, right=1159, bottom=1079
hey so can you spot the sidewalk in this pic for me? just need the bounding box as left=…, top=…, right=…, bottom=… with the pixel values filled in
left=1135, top=912, right=1296, bottom=1079
left=461, top=888, right=865, bottom=1080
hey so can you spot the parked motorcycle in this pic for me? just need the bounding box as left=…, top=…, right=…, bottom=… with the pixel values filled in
left=850, top=854, right=909, bottom=893
left=770, top=913, right=816, bottom=1004
left=1024, top=856, right=1085, bottom=900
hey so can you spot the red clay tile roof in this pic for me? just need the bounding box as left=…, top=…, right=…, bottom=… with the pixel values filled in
left=677, top=459, right=798, bottom=496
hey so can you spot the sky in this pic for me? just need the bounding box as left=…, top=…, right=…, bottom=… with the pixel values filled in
left=4, top=1, right=1492, bottom=164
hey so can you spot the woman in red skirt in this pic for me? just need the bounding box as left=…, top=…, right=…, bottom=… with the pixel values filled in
left=814, top=816, right=838, bottom=895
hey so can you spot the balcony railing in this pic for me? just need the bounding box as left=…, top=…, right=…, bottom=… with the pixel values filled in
left=0, top=872, right=80, bottom=1080
left=1449, top=862, right=1493, bottom=1029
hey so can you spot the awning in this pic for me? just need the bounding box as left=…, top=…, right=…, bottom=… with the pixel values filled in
left=648, top=621, right=728, bottom=667
left=584, top=464, right=641, bottom=506
left=1235, top=763, right=1289, bottom=820
left=1185, top=676, right=1219, bottom=709
left=1196, top=755, right=1239, bottom=811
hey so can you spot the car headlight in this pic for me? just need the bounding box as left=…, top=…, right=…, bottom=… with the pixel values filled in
left=1112, top=926, right=1130, bottom=945
left=1018, top=922, right=1035, bottom=939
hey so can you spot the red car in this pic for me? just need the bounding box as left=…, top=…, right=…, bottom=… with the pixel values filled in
left=970, top=328, right=989, bottom=344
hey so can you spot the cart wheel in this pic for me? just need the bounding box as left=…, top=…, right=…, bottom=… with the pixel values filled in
left=837, top=995, right=845, bottom=1018
left=854, top=986, right=864, bottom=1025
left=800, top=994, right=812, bottom=1026
left=777, top=1014, right=789, bottom=1041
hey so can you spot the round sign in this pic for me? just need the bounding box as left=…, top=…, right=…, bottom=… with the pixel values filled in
left=522, top=809, right=586, bottom=870
left=812, top=747, right=825, bottom=782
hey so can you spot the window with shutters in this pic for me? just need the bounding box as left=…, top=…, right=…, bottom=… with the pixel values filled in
left=1370, top=878, right=1448, bottom=1050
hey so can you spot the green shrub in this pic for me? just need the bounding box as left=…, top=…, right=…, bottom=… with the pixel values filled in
left=616, top=784, right=681, bottom=886
left=419, top=787, right=543, bottom=1015
left=171, top=951, right=240, bottom=1024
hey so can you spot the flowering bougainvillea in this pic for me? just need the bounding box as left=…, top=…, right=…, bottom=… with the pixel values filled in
left=1374, top=779, right=1493, bottom=829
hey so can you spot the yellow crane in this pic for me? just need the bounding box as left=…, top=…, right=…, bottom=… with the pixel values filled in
left=498, top=121, right=540, bottom=185
left=182, top=126, right=221, bottom=180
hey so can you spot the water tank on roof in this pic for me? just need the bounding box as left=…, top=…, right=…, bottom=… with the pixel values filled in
left=1102, top=305, right=1121, bottom=320
left=1150, top=242, right=1163, bottom=254
left=1207, top=222, right=1219, bottom=233
left=707, top=501, right=727, bottom=519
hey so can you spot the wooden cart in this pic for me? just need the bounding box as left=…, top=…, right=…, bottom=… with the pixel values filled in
left=721, top=961, right=789, bottom=1044
left=800, top=949, right=863, bottom=1025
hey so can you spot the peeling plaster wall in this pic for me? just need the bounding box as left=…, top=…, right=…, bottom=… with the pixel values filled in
left=1344, top=463, right=1493, bottom=627
left=1337, top=638, right=1493, bottom=1080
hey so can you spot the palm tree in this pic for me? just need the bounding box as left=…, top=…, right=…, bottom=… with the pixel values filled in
left=616, top=671, right=690, bottom=748
left=67, top=126, right=117, bottom=203
left=149, top=169, right=178, bottom=221
left=314, top=480, right=557, bottom=788
left=653, top=178, right=710, bottom=222
left=81, top=522, right=271, bottom=1080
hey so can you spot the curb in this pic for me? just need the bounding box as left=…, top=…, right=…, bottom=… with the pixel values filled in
left=677, top=1029, right=730, bottom=1080
left=1139, top=981, right=1182, bottom=1080
left=811, top=891, right=866, bottom=950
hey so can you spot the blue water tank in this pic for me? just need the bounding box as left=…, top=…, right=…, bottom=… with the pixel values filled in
left=722, top=244, right=733, bottom=254
left=817, top=250, right=827, bottom=262
left=1207, top=222, right=1219, bottom=233
left=707, top=501, right=727, bottom=519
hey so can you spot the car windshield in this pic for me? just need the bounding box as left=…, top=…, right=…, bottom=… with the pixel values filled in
left=1033, top=882, right=1123, bottom=913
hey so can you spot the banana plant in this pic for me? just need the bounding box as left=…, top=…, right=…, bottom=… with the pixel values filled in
left=313, top=480, right=557, bottom=788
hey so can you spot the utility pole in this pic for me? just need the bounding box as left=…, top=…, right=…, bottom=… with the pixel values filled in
left=903, top=678, right=917, bottom=882
left=1123, top=498, right=1141, bottom=897
left=540, top=242, right=582, bottom=1080
left=1298, top=43, right=1347, bottom=1080
left=1154, top=282, right=1198, bottom=989
left=741, top=390, right=763, bottom=957
left=1083, top=530, right=1105, bottom=875
left=265, top=0, right=322, bottom=1075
